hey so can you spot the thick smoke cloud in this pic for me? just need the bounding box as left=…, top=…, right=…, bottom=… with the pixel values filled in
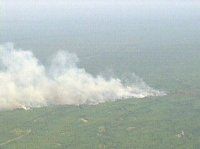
left=0, top=43, right=166, bottom=110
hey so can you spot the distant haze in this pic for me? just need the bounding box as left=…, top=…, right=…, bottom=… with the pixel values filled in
left=0, top=0, right=199, bottom=110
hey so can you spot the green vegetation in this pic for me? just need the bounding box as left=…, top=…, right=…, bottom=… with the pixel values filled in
left=0, top=89, right=200, bottom=149
left=1, top=1, right=200, bottom=148
left=0, top=46, right=200, bottom=149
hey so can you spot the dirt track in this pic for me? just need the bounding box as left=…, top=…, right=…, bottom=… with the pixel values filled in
left=0, top=130, right=31, bottom=147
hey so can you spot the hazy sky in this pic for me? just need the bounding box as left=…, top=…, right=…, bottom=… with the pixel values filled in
left=1, top=0, right=200, bottom=58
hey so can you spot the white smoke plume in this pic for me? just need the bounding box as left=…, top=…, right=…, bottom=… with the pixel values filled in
left=0, top=43, right=166, bottom=110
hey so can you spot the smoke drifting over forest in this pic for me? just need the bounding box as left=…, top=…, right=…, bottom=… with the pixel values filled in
left=0, top=43, right=166, bottom=110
